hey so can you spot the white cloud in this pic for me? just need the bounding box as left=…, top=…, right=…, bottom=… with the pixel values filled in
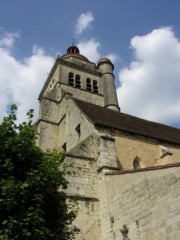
left=75, top=12, right=118, bottom=65
left=0, top=31, right=54, bottom=123
left=0, top=29, right=118, bottom=125
left=77, top=39, right=119, bottom=64
left=105, top=53, right=119, bottom=64
left=117, top=27, right=180, bottom=126
left=77, top=38, right=101, bottom=62
left=75, top=12, right=94, bottom=35
left=0, top=31, right=19, bottom=49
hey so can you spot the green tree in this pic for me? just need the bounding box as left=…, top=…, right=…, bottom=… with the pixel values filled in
left=0, top=105, right=79, bottom=240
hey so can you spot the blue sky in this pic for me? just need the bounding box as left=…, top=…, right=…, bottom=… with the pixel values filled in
left=0, top=0, right=180, bottom=128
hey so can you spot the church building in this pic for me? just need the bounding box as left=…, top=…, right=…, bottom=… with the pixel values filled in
left=34, top=45, right=180, bottom=240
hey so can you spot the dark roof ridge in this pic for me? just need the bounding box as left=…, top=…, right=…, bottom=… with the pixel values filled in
left=72, top=98, right=180, bottom=145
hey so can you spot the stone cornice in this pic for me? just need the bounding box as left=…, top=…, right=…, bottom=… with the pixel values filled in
left=58, top=58, right=101, bottom=77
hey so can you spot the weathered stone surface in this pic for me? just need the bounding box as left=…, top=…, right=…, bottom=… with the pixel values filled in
left=99, top=166, right=180, bottom=240
left=35, top=45, right=180, bottom=240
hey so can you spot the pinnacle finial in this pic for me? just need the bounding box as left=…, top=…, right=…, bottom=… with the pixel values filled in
left=72, top=39, right=75, bottom=46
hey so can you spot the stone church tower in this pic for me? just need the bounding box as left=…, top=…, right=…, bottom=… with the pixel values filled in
left=39, top=44, right=120, bottom=110
left=35, top=45, right=180, bottom=240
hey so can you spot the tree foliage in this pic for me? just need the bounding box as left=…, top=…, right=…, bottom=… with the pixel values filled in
left=0, top=105, right=79, bottom=240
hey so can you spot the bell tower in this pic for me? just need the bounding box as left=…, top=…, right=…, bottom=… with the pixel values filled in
left=38, top=44, right=120, bottom=111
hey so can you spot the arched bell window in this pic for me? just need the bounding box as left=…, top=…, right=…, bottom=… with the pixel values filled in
left=75, top=74, right=81, bottom=88
left=133, top=156, right=144, bottom=169
left=133, top=160, right=140, bottom=169
left=86, top=78, right=92, bottom=91
left=68, top=72, right=74, bottom=86
left=93, top=80, right=99, bottom=94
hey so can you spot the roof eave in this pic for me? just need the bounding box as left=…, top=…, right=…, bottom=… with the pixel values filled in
left=94, top=122, right=180, bottom=145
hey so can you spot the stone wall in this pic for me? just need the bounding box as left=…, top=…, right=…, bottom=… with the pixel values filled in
left=69, top=133, right=100, bottom=159
left=37, top=121, right=58, bottom=151
left=59, top=64, right=103, bottom=95
left=39, top=98, right=60, bottom=123
left=65, top=155, right=97, bottom=198
left=65, top=154, right=100, bottom=240
left=98, top=165, right=180, bottom=240
left=58, top=98, right=95, bottom=152
left=43, top=64, right=60, bottom=97
left=61, top=83, right=104, bottom=106
left=115, top=131, right=180, bottom=170
left=37, top=96, right=95, bottom=152
left=98, top=136, right=120, bottom=170
left=35, top=46, right=180, bottom=240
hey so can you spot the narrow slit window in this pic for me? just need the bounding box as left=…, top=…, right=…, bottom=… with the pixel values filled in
left=75, top=74, right=81, bottom=88
left=68, top=72, right=74, bottom=86
left=62, top=143, right=67, bottom=152
left=93, top=80, right=99, bottom=94
left=75, top=124, right=81, bottom=136
left=86, top=78, right=92, bottom=91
